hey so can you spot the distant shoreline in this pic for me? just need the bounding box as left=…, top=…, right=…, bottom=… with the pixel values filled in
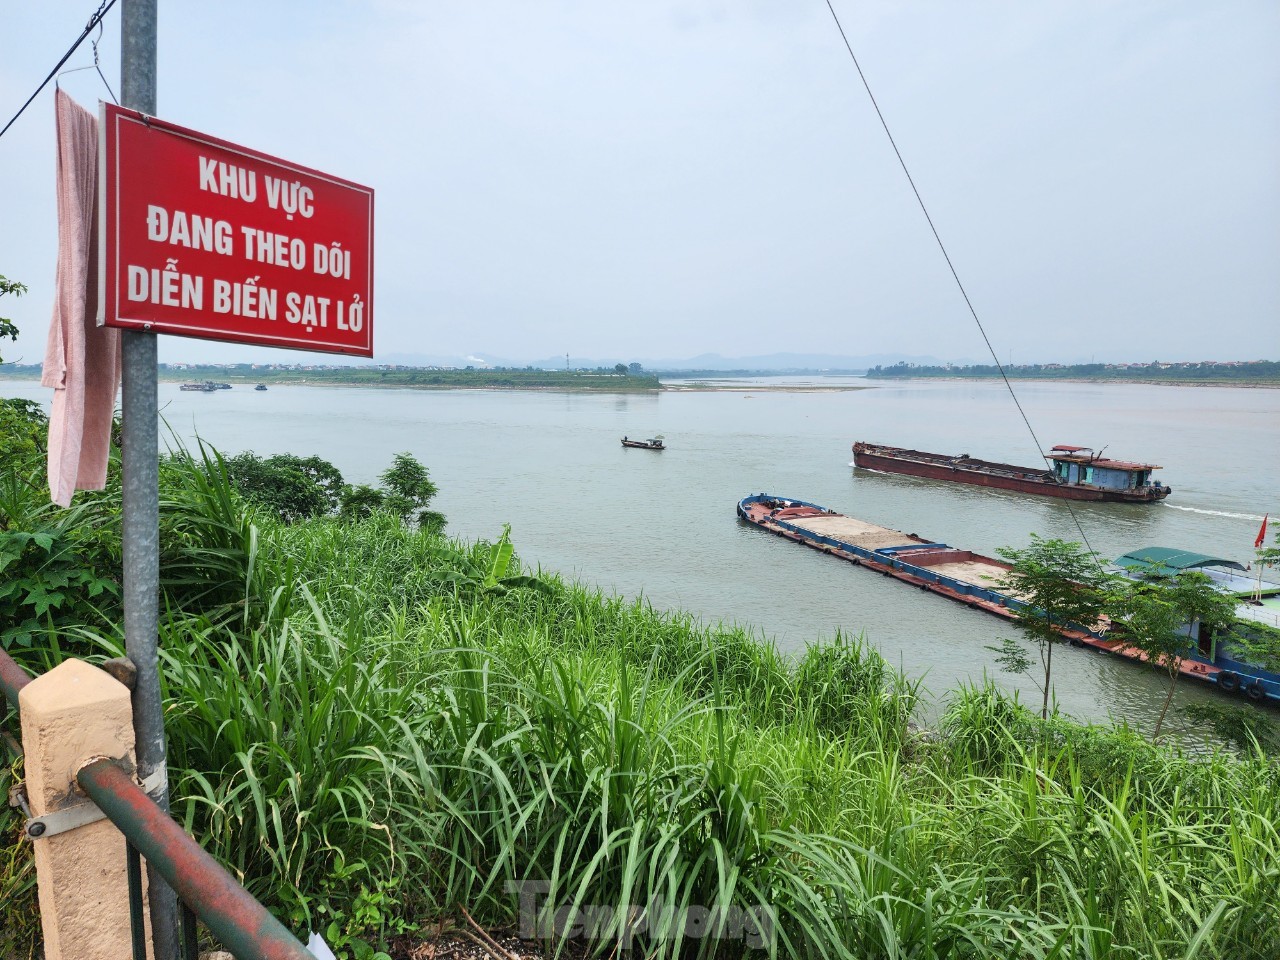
left=865, top=375, right=1279, bottom=389
left=661, top=383, right=870, bottom=392
left=2, top=369, right=1276, bottom=390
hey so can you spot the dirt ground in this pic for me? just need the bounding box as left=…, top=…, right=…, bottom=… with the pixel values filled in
left=389, top=918, right=591, bottom=960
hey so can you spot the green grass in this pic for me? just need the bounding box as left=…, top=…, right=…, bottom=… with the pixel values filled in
left=2, top=450, right=1279, bottom=958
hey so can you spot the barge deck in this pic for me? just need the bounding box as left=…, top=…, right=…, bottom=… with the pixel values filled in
left=737, top=493, right=1244, bottom=695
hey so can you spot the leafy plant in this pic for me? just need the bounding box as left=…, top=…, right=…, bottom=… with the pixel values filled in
left=433, top=524, right=549, bottom=598
left=378, top=452, right=444, bottom=531
left=1226, top=621, right=1280, bottom=675
left=993, top=535, right=1115, bottom=720
left=1256, top=522, right=1278, bottom=575
left=0, top=273, right=26, bottom=363
left=1182, top=700, right=1278, bottom=754
left=0, top=399, right=47, bottom=464
left=222, top=451, right=344, bottom=522
left=337, top=452, right=445, bottom=531
left=0, top=466, right=120, bottom=653
left=338, top=483, right=387, bottom=523
left=1108, top=570, right=1241, bottom=739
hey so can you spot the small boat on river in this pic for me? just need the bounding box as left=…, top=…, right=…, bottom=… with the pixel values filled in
left=852, top=441, right=1171, bottom=503
left=255, top=384, right=268, bottom=391
left=179, top=382, right=218, bottom=392
left=737, top=494, right=1276, bottom=702
left=622, top=436, right=665, bottom=450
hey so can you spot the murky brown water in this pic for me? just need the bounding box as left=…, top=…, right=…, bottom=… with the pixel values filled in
left=6, top=375, right=1277, bottom=732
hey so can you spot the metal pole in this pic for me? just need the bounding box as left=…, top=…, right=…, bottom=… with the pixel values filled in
left=120, top=2, right=178, bottom=957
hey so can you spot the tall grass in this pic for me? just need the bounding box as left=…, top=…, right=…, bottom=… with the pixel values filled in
left=2, top=447, right=1278, bottom=958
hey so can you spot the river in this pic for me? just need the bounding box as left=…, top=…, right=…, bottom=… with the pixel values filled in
left=5, top=375, right=1277, bottom=732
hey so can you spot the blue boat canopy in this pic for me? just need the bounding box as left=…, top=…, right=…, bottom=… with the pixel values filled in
left=1115, top=547, right=1246, bottom=574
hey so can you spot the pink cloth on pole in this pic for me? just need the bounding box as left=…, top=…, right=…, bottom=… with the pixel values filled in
left=42, top=90, right=121, bottom=507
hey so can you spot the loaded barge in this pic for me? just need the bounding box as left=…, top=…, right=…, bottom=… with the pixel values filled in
left=852, top=442, right=1172, bottom=503
left=737, top=494, right=1278, bottom=703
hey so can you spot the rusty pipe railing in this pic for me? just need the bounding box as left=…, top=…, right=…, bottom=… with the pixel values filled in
left=77, top=760, right=312, bottom=960
left=1, top=647, right=312, bottom=959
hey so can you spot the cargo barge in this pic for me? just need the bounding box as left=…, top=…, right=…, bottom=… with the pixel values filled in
left=852, top=442, right=1172, bottom=503
left=737, top=493, right=1278, bottom=702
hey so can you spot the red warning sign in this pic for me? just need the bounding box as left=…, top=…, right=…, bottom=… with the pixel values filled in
left=99, top=103, right=373, bottom=356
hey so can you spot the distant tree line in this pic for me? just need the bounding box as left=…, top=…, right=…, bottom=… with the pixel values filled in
left=147, top=365, right=663, bottom=391
left=300, top=368, right=661, bottom=391
left=867, top=360, right=1280, bottom=382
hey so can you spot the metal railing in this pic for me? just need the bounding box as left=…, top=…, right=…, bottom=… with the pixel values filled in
left=1, top=648, right=312, bottom=960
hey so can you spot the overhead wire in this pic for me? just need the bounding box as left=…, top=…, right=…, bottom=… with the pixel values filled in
left=820, top=0, right=1104, bottom=564
left=0, top=0, right=120, bottom=142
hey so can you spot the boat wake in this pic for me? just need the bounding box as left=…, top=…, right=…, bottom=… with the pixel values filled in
left=1162, top=504, right=1265, bottom=521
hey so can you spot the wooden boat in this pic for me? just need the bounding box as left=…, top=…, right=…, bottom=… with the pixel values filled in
left=738, top=494, right=1276, bottom=702
left=622, top=436, right=665, bottom=450
left=852, top=441, right=1171, bottom=503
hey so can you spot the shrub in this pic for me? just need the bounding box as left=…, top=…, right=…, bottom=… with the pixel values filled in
left=0, top=398, right=47, bottom=463
left=222, top=451, right=344, bottom=522
left=0, top=462, right=120, bottom=656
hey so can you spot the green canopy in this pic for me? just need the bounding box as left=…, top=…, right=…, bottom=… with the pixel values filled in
left=1115, top=547, right=1246, bottom=574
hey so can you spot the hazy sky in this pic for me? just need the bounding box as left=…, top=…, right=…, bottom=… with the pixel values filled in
left=2, top=1, right=1277, bottom=366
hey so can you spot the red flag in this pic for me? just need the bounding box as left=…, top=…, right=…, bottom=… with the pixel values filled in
left=1257, top=515, right=1269, bottom=549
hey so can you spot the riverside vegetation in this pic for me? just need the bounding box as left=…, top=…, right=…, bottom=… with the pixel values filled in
left=0, top=363, right=664, bottom=393
left=866, top=360, right=1280, bottom=385
left=1, top=400, right=1278, bottom=959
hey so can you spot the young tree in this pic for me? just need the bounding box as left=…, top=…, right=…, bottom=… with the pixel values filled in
left=1, top=273, right=27, bottom=364
left=990, top=535, right=1114, bottom=720
left=1109, top=571, right=1240, bottom=739
left=379, top=452, right=445, bottom=531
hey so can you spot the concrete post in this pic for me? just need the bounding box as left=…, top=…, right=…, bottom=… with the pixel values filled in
left=18, top=659, right=151, bottom=960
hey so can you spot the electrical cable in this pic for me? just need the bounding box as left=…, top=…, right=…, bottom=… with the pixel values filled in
left=820, top=0, right=1104, bottom=564
left=0, top=0, right=119, bottom=142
